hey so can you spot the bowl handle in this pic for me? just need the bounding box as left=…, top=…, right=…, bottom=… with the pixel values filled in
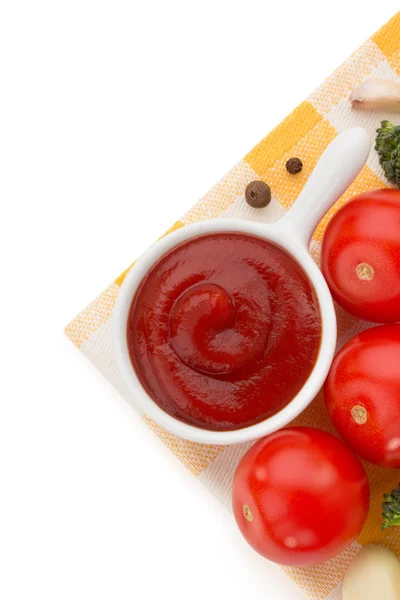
left=275, top=127, right=371, bottom=248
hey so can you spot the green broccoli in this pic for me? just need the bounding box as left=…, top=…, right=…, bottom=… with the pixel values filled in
left=375, top=120, right=400, bottom=188
left=382, top=482, right=400, bottom=530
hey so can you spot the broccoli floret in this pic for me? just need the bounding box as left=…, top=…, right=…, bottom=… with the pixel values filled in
left=375, top=120, right=400, bottom=188
left=382, top=482, right=400, bottom=530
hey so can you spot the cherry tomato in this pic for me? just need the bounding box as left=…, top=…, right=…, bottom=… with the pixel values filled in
left=325, top=324, right=400, bottom=468
left=321, top=189, right=400, bottom=323
left=232, top=427, right=369, bottom=566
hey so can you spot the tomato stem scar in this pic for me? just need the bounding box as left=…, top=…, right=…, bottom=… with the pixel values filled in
left=243, top=505, right=253, bottom=522
left=351, top=405, right=368, bottom=425
left=356, top=263, right=374, bottom=281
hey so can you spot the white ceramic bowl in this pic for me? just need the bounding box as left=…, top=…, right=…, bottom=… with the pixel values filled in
left=113, top=128, right=371, bottom=445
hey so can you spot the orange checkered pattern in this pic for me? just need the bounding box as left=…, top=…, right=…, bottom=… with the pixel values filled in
left=65, top=13, right=400, bottom=599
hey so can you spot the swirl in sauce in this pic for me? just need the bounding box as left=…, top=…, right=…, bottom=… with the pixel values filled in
left=127, top=233, right=321, bottom=431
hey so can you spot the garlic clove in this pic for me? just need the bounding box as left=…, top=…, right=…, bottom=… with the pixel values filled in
left=350, top=78, right=400, bottom=112
left=342, top=544, right=400, bottom=600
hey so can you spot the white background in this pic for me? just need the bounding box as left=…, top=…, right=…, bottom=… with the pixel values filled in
left=1, top=2, right=398, bottom=599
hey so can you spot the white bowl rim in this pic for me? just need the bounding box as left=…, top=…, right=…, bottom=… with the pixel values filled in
left=112, top=218, right=337, bottom=445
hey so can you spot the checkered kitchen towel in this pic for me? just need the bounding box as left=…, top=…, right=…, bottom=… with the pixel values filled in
left=66, top=12, right=400, bottom=599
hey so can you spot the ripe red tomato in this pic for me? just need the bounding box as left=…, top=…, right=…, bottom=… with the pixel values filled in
left=232, top=427, right=369, bottom=567
left=321, top=189, right=400, bottom=323
left=325, top=324, right=400, bottom=468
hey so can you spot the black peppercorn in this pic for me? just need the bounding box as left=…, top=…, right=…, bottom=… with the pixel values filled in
left=245, top=180, right=271, bottom=209
left=286, top=157, right=303, bottom=174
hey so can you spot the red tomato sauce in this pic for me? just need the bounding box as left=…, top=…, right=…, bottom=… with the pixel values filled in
left=127, top=233, right=321, bottom=431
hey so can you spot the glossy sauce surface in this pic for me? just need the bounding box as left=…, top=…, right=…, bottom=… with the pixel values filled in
left=127, top=233, right=321, bottom=431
